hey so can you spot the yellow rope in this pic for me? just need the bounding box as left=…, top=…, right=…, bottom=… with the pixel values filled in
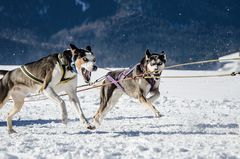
left=165, top=57, right=240, bottom=69
left=144, top=73, right=237, bottom=79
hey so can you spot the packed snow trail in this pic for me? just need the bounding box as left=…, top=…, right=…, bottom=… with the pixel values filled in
left=0, top=66, right=240, bottom=159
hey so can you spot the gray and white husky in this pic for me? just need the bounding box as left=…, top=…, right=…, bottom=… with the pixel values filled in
left=93, top=49, right=166, bottom=127
left=0, top=44, right=97, bottom=133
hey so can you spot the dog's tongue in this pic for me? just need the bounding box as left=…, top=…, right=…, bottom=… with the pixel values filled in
left=85, top=71, right=91, bottom=83
left=81, top=68, right=91, bottom=83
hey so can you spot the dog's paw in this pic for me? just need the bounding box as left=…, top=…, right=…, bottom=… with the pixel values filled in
left=92, top=118, right=101, bottom=127
left=62, top=117, right=68, bottom=125
left=8, top=129, right=17, bottom=134
left=155, top=112, right=163, bottom=118
left=86, top=124, right=96, bottom=130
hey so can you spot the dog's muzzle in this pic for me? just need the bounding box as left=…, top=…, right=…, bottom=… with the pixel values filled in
left=153, top=69, right=162, bottom=76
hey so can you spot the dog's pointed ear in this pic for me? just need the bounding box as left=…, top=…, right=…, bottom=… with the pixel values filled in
left=159, top=51, right=167, bottom=63
left=145, top=49, right=151, bottom=60
left=70, top=44, right=78, bottom=54
left=86, top=45, right=91, bottom=52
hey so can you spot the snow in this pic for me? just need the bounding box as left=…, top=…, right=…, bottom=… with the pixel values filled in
left=0, top=65, right=240, bottom=159
left=219, top=52, right=240, bottom=72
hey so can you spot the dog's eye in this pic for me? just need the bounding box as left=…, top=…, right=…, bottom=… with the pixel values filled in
left=158, top=62, right=163, bottom=65
left=83, top=57, right=88, bottom=62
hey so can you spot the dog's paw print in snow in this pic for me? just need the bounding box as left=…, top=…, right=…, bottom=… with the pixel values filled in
left=137, top=145, right=149, bottom=152
left=236, top=116, right=240, bottom=134
left=93, top=102, right=99, bottom=105
left=78, top=95, right=85, bottom=99
left=222, top=99, right=230, bottom=103
left=179, top=148, right=189, bottom=152
left=152, top=147, right=161, bottom=153
left=161, top=96, right=168, bottom=104
left=0, top=153, right=20, bottom=159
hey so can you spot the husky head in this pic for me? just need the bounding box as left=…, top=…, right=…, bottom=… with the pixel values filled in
left=70, top=44, right=97, bottom=83
left=141, top=49, right=166, bottom=74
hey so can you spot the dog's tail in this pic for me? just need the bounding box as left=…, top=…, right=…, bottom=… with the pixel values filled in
left=0, top=72, right=11, bottom=109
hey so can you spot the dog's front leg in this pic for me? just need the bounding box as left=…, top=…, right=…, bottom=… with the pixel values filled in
left=66, top=90, right=95, bottom=130
left=147, top=89, right=160, bottom=103
left=43, top=87, right=68, bottom=124
left=138, top=94, right=162, bottom=117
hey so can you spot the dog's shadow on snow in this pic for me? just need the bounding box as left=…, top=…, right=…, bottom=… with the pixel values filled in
left=0, top=117, right=238, bottom=136
left=110, top=129, right=238, bottom=137
left=0, top=116, right=154, bottom=127
left=105, top=115, right=155, bottom=120
left=0, top=119, right=77, bottom=127
left=68, top=123, right=239, bottom=136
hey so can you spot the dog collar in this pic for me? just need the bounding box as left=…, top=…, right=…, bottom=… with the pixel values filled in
left=70, top=56, right=78, bottom=73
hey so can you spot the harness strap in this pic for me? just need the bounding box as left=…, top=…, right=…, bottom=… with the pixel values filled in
left=20, top=66, right=44, bottom=84
left=106, top=74, right=125, bottom=92
left=118, top=63, right=140, bottom=80
left=57, top=60, right=77, bottom=83
left=61, top=64, right=66, bottom=81
left=107, top=63, right=140, bottom=92
left=60, top=66, right=77, bottom=83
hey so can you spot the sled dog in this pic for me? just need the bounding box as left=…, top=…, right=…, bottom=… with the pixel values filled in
left=0, top=44, right=97, bottom=133
left=93, top=49, right=166, bottom=126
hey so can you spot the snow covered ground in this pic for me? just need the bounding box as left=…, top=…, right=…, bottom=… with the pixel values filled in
left=0, top=65, right=240, bottom=159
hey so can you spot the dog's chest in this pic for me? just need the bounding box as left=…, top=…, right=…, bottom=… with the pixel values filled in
left=51, top=66, right=63, bottom=84
left=151, top=79, right=160, bottom=90
left=63, top=70, right=76, bottom=79
left=50, top=64, right=76, bottom=85
left=138, top=80, right=151, bottom=94
left=139, top=78, right=160, bottom=93
left=49, top=64, right=78, bottom=93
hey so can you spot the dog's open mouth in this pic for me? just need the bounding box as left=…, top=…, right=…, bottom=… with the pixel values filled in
left=81, top=68, right=91, bottom=83
left=152, top=70, right=161, bottom=77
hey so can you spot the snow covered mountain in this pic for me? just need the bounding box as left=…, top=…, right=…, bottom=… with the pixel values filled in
left=0, top=0, right=240, bottom=68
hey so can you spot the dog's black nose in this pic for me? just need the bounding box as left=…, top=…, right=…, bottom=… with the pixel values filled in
left=93, top=65, right=98, bottom=71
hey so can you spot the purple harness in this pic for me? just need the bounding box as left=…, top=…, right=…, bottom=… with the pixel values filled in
left=106, top=63, right=140, bottom=92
